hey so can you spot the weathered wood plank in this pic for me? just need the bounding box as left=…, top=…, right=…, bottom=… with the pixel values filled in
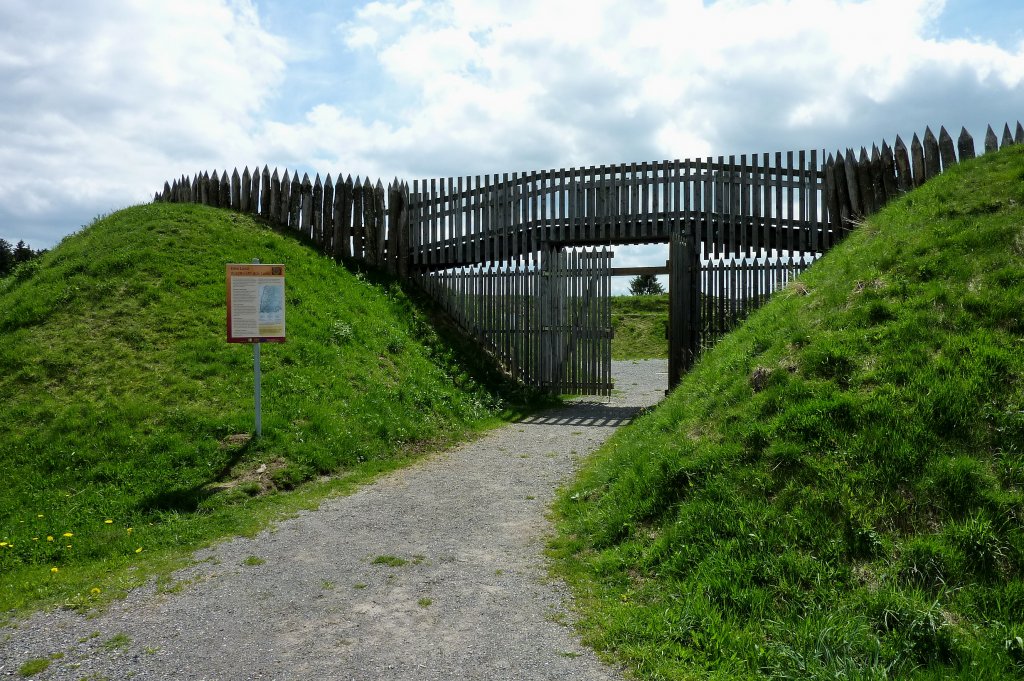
left=911, top=133, right=926, bottom=187
left=985, top=124, right=999, bottom=154
left=923, top=127, right=940, bottom=181
left=231, top=168, right=241, bottom=211
left=323, top=173, right=334, bottom=254
left=311, top=175, right=323, bottom=249
left=351, top=176, right=363, bottom=260
left=880, top=142, right=898, bottom=202
left=261, top=166, right=271, bottom=218
left=363, top=177, right=377, bottom=266
left=938, top=126, right=957, bottom=170
left=869, top=145, right=884, bottom=211
left=894, top=135, right=912, bottom=193
left=220, top=170, right=230, bottom=208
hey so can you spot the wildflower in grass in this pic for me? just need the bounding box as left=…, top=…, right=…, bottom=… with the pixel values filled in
left=63, top=532, right=73, bottom=537
left=104, top=519, right=113, bottom=524
left=46, top=536, right=54, bottom=542
left=37, top=514, right=44, bottom=518
left=32, top=537, right=38, bottom=541
left=126, top=528, right=133, bottom=534
left=135, top=547, right=143, bottom=553
left=90, top=588, right=101, bottom=595
left=0, top=542, right=7, bottom=547
left=50, top=567, right=59, bottom=573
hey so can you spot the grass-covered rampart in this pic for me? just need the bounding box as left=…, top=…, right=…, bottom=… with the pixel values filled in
left=553, top=146, right=1024, bottom=679
left=0, top=203, right=540, bottom=614
left=612, top=294, right=668, bottom=360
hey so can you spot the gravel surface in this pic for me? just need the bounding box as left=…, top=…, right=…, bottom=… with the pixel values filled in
left=1, top=360, right=667, bottom=680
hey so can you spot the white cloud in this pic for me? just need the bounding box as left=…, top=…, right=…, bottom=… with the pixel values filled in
left=3, top=0, right=1024, bottom=248
left=281, top=0, right=1024, bottom=180
left=0, top=0, right=285, bottom=243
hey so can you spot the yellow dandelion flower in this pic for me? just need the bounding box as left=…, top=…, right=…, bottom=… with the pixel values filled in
left=46, top=536, right=54, bottom=542
left=104, top=519, right=113, bottom=524
left=0, top=542, right=7, bottom=547
left=37, top=514, right=44, bottom=518
left=62, top=532, right=73, bottom=537
left=90, top=587, right=101, bottom=595
left=32, top=537, right=39, bottom=541
left=50, top=567, right=59, bottom=573
left=126, top=528, right=133, bottom=534
left=135, top=547, right=143, bottom=553
left=66, top=544, right=72, bottom=548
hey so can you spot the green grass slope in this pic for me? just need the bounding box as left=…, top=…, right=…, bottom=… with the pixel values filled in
left=553, top=146, right=1024, bottom=679
left=612, top=294, right=669, bottom=360
left=0, top=203, right=536, bottom=613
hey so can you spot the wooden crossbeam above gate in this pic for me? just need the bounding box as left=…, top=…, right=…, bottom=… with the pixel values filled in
left=611, top=266, right=669, bottom=276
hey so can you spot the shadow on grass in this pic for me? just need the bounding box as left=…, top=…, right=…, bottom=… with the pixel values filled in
left=140, top=437, right=256, bottom=514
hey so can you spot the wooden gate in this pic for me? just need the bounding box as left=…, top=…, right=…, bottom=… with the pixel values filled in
left=420, top=247, right=612, bottom=395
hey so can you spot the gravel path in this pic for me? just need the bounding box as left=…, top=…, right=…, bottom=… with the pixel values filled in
left=1, top=360, right=667, bottom=680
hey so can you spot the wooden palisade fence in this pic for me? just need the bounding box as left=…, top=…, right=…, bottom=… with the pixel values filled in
left=155, top=166, right=412, bottom=278
left=154, top=119, right=1023, bottom=393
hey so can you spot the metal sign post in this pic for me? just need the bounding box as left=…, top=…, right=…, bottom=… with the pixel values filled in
left=226, top=259, right=286, bottom=437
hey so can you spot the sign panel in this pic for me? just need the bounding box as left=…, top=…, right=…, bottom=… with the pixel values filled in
left=226, top=264, right=286, bottom=343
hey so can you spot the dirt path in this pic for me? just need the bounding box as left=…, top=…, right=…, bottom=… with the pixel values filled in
left=1, top=360, right=666, bottom=680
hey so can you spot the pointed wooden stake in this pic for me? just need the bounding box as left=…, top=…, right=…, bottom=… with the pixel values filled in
left=957, top=127, right=975, bottom=161
left=894, top=135, right=912, bottom=193
left=938, top=126, right=956, bottom=171
left=985, top=125, right=999, bottom=154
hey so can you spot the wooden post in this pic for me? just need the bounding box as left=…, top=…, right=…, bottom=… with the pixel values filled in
left=261, top=166, right=271, bottom=218
left=191, top=174, right=198, bottom=203
left=938, top=126, right=957, bottom=170
left=363, top=177, right=377, bottom=266
left=280, top=170, right=291, bottom=227
left=668, top=229, right=699, bottom=390
left=868, top=146, right=884, bottom=211
left=856, top=150, right=871, bottom=217
left=300, top=173, right=313, bottom=240
left=332, top=174, right=345, bottom=262
left=1016, top=121, right=1024, bottom=145
left=200, top=172, right=209, bottom=205
left=270, top=169, right=281, bottom=223
left=289, top=171, right=301, bottom=230
left=923, top=128, right=940, bottom=181
left=375, top=179, right=387, bottom=266
left=843, top=149, right=862, bottom=218
left=957, top=127, right=976, bottom=161
left=220, top=171, right=230, bottom=208
left=894, top=135, right=912, bottom=193
left=250, top=167, right=260, bottom=215
left=241, top=167, right=251, bottom=212
left=340, top=175, right=353, bottom=259
left=208, top=171, right=219, bottom=207
left=387, top=179, right=400, bottom=275
left=312, top=174, right=323, bottom=247
left=880, top=142, right=898, bottom=201
left=1002, top=123, right=1015, bottom=149
left=398, top=181, right=410, bottom=278
left=985, top=125, right=999, bottom=154
left=323, top=173, right=334, bottom=255
left=911, top=133, right=925, bottom=187
left=231, top=168, right=241, bottom=210
left=352, top=177, right=364, bottom=261
left=832, top=151, right=852, bottom=229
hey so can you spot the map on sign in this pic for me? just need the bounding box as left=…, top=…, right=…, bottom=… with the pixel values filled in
left=226, top=264, right=286, bottom=343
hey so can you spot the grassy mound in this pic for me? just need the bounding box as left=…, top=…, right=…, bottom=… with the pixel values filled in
left=553, top=146, right=1024, bottom=679
left=612, top=294, right=668, bottom=360
left=0, top=203, right=537, bottom=613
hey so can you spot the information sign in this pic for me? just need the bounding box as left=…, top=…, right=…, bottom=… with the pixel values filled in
left=226, top=264, right=286, bottom=343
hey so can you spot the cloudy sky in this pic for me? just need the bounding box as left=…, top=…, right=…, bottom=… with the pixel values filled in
left=2, top=0, right=1023, bottom=278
